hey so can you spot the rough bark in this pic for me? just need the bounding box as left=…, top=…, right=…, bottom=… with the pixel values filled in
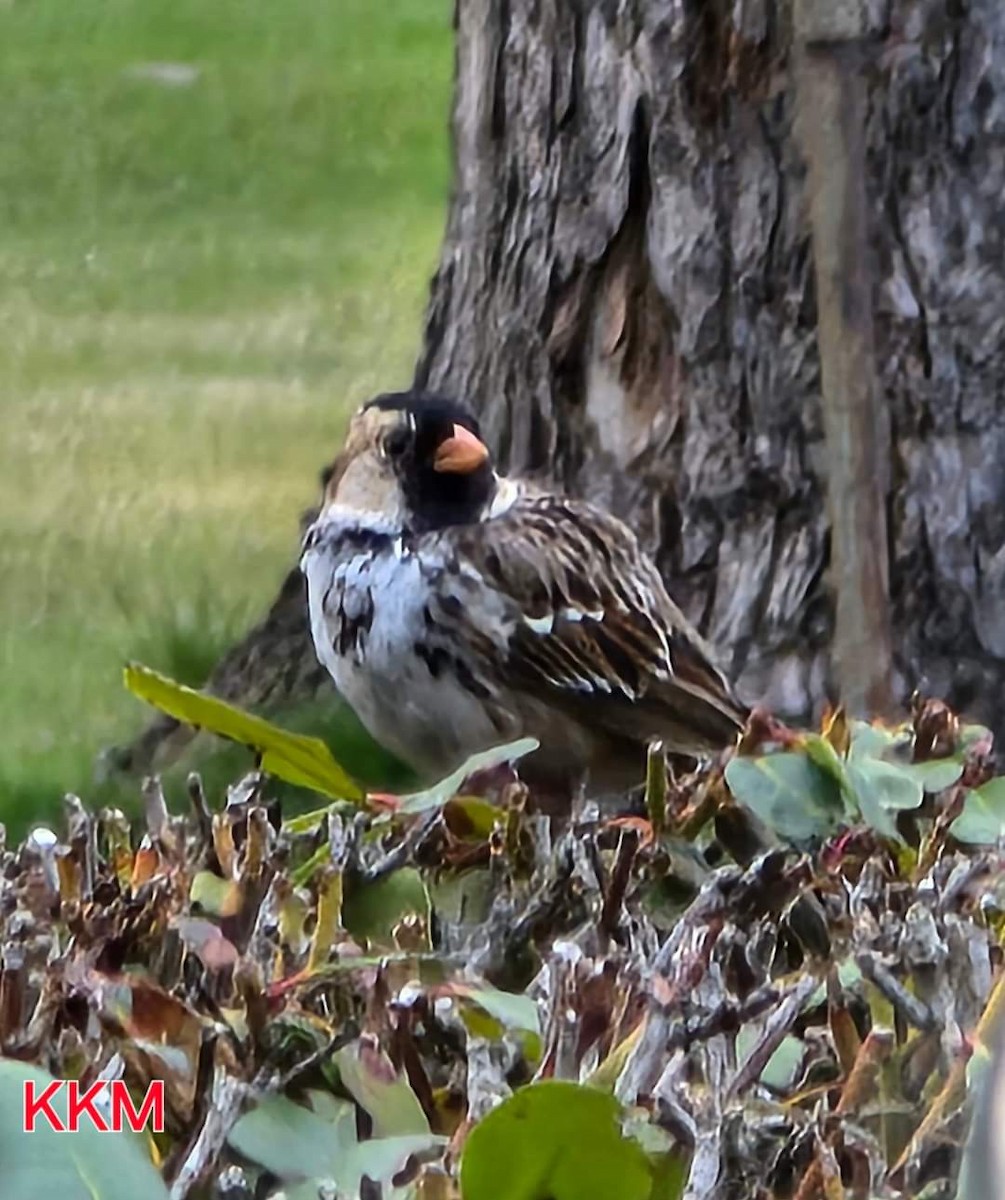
left=417, top=0, right=1005, bottom=734
left=117, top=0, right=1005, bottom=775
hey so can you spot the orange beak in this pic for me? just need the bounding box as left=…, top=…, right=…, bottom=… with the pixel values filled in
left=433, top=424, right=489, bottom=474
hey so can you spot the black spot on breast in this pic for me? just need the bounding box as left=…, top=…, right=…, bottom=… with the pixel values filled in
left=336, top=609, right=353, bottom=656
left=415, top=642, right=489, bottom=698
left=336, top=588, right=375, bottom=657
left=326, top=527, right=394, bottom=558
left=414, top=642, right=452, bottom=679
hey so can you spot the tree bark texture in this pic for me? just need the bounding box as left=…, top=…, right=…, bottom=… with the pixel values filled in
left=416, top=0, right=1005, bottom=733
left=117, top=0, right=1005, bottom=775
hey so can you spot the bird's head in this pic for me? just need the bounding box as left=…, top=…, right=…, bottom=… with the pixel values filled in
left=321, top=392, right=495, bottom=533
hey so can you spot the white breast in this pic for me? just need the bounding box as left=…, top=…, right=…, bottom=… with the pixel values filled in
left=301, top=530, right=515, bottom=782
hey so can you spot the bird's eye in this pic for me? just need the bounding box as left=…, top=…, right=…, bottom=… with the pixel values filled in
left=382, top=428, right=410, bottom=459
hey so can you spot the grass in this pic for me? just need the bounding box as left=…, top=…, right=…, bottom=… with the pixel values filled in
left=0, top=0, right=453, bottom=836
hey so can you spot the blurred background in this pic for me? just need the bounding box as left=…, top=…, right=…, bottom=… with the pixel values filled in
left=6, top=0, right=1005, bottom=848
left=1, top=0, right=452, bottom=832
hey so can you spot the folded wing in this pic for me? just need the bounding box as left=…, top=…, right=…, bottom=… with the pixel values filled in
left=451, top=496, right=748, bottom=754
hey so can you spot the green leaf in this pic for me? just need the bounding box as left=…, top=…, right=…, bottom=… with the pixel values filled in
left=452, top=984, right=540, bottom=1038
left=397, top=738, right=539, bottom=813
left=848, top=720, right=910, bottom=760
left=849, top=721, right=965, bottom=791
left=189, top=870, right=237, bottom=917
left=800, top=733, right=858, bottom=815
left=451, top=984, right=542, bottom=1061
left=622, top=1119, right=688, bottom=1200
left=761, top=1036, right=806, bottom=1091
left=648, top=1152, right=689, bottom=1200
left=459, top=1081, right=651, bottom=1200
left=846, top=758, right=924, bottom=842
left=960, top=723, right=994, bottom=753
left=228, top=1090, right=442, bottom=1194
left=124, top=663, right=363, bottom=802
left=806, top=958, right=863, bottom=1009
left=282, top=1140, right=442, bottom=1200
left=283, top=804, right=336, bottom=836
left=903, top=759, right=963, bottom=792
left=343, top=869, right=431, bottom=951
left=228, top=1090, right=355, bottom=1181
left=0, top=1059, right=170, bottom=1200
left=843, top=719, right=963, bottom=838
left=951, top=778, right=1005, bottom=845
left=290, top=843, right=333, bottom=889
left=444, top=795, right=504, bottom=840
left=734, top=1029, right=805, bottom=1091
left=724, top=753, right=845, bottom=842
left=334, top=1040, right=430, bottom=1138
left=427, top=868, right=494, bottom=926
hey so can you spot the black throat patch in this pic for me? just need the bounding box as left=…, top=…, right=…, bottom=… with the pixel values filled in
left=365, top=391, right=496, bottom=533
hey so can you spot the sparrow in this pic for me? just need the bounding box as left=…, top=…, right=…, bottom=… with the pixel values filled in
left=300, top=391, right=748, bottom=802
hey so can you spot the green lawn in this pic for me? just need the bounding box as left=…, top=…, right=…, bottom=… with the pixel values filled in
left=0, top=0, right=453, bottom=835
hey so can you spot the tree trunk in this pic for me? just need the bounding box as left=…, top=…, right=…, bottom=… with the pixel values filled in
left=117, top=0, right=1005, bottom=776
left=417, top=0, right=1005, bottom=734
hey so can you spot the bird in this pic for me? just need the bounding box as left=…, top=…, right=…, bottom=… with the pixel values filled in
left=299, top=390, right=748, bottom=806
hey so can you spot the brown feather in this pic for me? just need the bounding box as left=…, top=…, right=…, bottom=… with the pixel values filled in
left=450, top=494, right=748, bottom=758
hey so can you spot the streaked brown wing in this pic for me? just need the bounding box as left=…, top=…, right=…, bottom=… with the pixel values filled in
left=455, top=496, right=747, bottom=753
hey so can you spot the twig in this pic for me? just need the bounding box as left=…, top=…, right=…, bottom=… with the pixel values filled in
left=600, top=825, right=639, bottom=938
left=186, top=772, right=214, bottom=856
left=889, top=965, right=1005, bottom=1178
left=794, top=1028, right=894, bottom=1199
left=168, top=1067, right=251, bottom=1200
left=857, top=951, right=938, bottom=1032
left=277, top=1026, right=359, bottom=1092
left=363, top=810, right=442, bottom=884
left=728, top=973, right=821, bottom=1098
